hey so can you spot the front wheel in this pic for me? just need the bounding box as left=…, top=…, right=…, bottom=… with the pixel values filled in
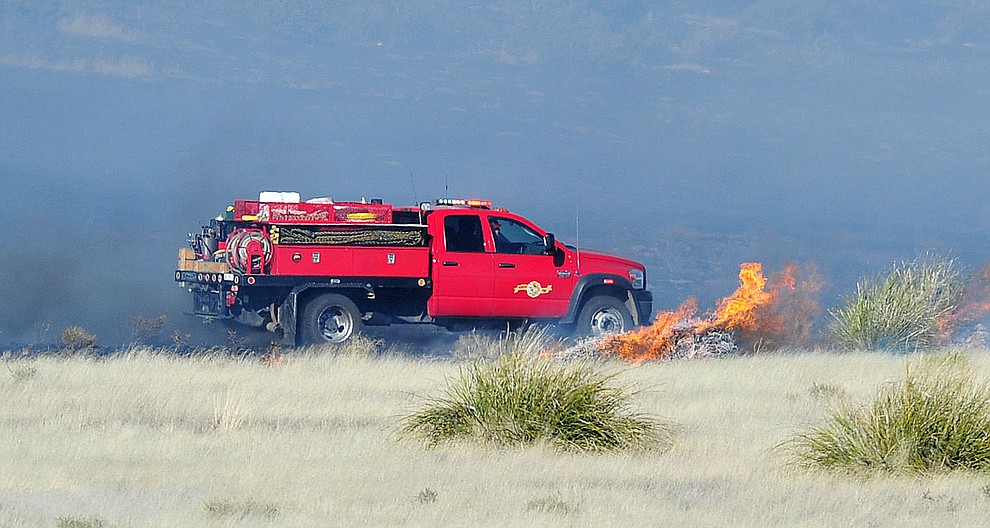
left=576, top=295, right=634, bottom=337
left=300, top=293, right=363, bottom=344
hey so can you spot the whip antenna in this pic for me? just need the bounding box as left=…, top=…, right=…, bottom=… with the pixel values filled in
left=576, top=204, right=581, bottom=272
left=409, top=171, right=418, bottom=204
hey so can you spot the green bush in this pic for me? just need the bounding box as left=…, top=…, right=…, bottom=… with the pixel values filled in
left=830, top=254, right=964, bottom=351
left=400, top=329, right=672, bottom=452
left=787, top=353, right=990, bottom=474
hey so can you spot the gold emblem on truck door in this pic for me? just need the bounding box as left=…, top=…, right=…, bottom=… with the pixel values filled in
left=514, top=281, right=552, bottom=298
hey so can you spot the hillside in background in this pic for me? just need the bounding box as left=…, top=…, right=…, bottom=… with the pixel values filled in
left=2, top=1, right=989, bottom=343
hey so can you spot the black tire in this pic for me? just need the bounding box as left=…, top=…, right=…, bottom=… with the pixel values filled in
left=300, top=293, right=363, bottom=344
left=576, top=295, right=634, bottom=337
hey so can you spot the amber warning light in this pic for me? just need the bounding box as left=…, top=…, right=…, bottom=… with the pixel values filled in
left=436, top=198, right=493, bottom=208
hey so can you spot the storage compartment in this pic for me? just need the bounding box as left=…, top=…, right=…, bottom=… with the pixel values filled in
left=269, top=245, right=430, bottom=277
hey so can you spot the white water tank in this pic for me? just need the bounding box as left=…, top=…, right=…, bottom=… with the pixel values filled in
left=259, top=191, right=301, bottom=203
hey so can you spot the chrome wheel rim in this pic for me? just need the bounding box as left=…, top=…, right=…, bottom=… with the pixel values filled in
left=590, top=307, right=624, bottom=336
left=317, top=306, right=353, bottom=343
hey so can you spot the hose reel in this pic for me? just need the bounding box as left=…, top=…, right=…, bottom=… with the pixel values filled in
left=226, top=228, right=273, bottom=274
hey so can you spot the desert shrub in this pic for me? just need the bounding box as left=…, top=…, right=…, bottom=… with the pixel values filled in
left=787, top=352, right=990, bottom=474
left=56, top=516, right=106, bottom=528
left=130, top=314, right=167, bottom=343
left=226, top=329, right=251, bottom=351
left=526, top=493, right=573, bottom=515
left=171, top=330, right=191, bottom=347
left=58, top=326, right=97, bottom=351
left=202, top=497, right=279, bottom=520
left=7, top=362, right=38, bottom=383
left=414, top=487, right=437, bottom=504
left=830, top=254, right=964, bottom=351
left=807, top=381, right=845, bottom=401
left=400, top=329, right=673, bottom=451
left=260, top=340, right=284, bottom=366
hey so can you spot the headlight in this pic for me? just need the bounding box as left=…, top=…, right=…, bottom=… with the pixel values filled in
left=628, top=269, right=645, bottom=290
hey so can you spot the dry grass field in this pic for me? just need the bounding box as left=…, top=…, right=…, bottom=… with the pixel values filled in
left=2, top=345, right=990, bottom=527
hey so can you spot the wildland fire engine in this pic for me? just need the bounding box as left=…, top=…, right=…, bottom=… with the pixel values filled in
left=175, top=192, right=652, bottom=345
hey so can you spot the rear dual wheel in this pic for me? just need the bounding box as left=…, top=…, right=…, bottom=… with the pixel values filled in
left=300, top=293, right=363, bottom=344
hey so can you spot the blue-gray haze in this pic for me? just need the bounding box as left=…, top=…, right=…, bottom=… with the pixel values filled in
left=2, top=1, right=988, bottom=345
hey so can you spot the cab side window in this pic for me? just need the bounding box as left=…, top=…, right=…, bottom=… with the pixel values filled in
left=443, top=215, right=485, bottom=253
left=490, top=216, right=544, bottom=255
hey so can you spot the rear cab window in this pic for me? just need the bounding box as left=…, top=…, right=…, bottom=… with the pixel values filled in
left=443, top=215, right=485, bottom=253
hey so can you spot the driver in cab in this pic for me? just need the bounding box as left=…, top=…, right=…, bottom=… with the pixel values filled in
left=490, top=218, right=512, bottom=253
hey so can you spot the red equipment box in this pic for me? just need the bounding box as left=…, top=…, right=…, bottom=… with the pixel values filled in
left=234, top=200, right=393, bottom=224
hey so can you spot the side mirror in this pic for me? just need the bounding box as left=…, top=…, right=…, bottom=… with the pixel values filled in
left=543, top=233, right=556, bottom=255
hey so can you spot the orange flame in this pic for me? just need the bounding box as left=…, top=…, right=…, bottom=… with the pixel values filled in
left=604, top=298, right=698, bottom=362
left=709, top=262, right=771, bottom=332
left=601, top=262, right=776, bottom=362
left=938, top=260, right=990, bottom=337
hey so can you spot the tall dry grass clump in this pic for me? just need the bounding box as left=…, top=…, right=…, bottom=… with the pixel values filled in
left=787, top=352, right=990, bottom=474
left=401, top=327, right=673, bottom=452
left=830, top=254, right=964, bottom=351
left=298, top=334, right=386, bottom=359
left=451, top=325, right=551, bottom=361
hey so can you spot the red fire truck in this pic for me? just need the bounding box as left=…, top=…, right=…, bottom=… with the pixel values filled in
left=175, top=193, right=653, bottom=345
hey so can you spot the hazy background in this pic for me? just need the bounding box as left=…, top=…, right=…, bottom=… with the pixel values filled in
left=2, top=1, right=989, bottom=345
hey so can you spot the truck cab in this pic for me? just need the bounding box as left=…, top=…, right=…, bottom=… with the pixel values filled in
left=426, top=204, right=652, bottom=335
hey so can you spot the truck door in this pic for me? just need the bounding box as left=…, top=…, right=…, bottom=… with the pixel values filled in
left=428, top=212, right=494, bottom=317
left=486, top=214, right=576, bottom=318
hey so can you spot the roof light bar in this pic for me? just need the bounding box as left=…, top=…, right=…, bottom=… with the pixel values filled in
left=435, top=198, right=493, bottom=208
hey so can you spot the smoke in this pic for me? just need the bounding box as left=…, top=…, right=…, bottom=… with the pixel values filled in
left=745, top=262, right=824, bottom=349
left=3, top=3, right=990, bottom=348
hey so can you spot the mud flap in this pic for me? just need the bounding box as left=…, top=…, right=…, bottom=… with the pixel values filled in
left=628, top=289, right=653, bottom=327
left=278, top=292, right=299, bottom=346
left=625, top=293, right=640, bottom=326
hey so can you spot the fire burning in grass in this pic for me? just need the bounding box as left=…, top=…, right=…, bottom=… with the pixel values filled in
left=939, top=259, right=990, bottom=339
left=600, top=262, right=822, bottom=362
